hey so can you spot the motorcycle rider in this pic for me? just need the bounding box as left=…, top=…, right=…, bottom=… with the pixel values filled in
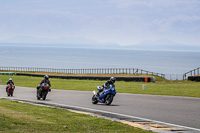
left=6, top=78, right=15, bottom=92
left=96, top=77, right=116, bottom=97
left=37, top=75, right=51, bottom=91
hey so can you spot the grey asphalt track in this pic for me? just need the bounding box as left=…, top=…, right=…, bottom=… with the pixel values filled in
left=0, top=85, right=200, bottom=130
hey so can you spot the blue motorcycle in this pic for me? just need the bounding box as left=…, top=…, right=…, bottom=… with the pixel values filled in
left=92, top=85, right=117, bottom=105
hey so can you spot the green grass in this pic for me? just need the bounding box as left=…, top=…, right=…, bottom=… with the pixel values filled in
left=0, top=99, right=150, bottom=133
left=0, top=75, right=200, bottom=98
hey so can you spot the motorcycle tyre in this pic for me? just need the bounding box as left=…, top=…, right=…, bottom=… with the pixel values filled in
left=42, top=91, right=47, bottom=100
left=11, top=91, right=13, bottom=96
left=7, top=90, right=10, bottom=96
left=92, top=95, right=98, bottom=104
left=36, top=92, right=40, bottom=100
left=105, top=94, right=114, bottom=105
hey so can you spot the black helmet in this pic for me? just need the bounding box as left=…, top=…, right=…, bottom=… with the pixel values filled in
left=44, top=75, right=49, bottom=80
left=110, top=77, right=116, bottom=83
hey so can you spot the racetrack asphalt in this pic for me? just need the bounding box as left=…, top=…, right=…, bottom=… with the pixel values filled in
left=0, top=85, right=200, bottom=131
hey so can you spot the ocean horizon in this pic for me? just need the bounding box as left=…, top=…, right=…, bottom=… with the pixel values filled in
left=0, top=45, right=200, bottom=75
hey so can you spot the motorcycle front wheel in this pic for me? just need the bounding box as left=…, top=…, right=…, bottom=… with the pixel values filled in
left=10, top=91, right=13, bottom=96
left=42, top=91, right=47, bottom=100
left=92, top=95, right=98, bottom=104
left=105, top=94, right=114, bottom=105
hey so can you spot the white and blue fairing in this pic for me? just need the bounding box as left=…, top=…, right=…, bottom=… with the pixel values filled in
left=97, top=86, right=101, bottom=90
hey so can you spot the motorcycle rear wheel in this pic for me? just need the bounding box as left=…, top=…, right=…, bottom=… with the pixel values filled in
left=105, top=94, right=113, bottom=105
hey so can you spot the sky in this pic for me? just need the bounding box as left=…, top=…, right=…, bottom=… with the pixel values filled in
left=0, top=0, right=200, bottom=46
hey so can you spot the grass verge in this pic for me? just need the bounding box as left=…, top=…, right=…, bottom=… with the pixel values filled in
left=0, top=74, right=200, bottom=98
left=0, top=99, right=150, bottom=133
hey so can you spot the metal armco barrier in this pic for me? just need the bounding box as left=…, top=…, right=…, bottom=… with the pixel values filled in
left=183, top=67, right=200, bottom=80
left=188, top=76, right=200, bottom=82
left=15, top=73, right=155, bottom=82
left=1, top=66, right=200, bottom=81
left=0, top=72, right=15, bottom=75
left=0, top=66, right=165, bottom=78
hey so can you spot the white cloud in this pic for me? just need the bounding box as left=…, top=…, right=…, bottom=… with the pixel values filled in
left=0, top=0, right=200, bottom=46
left=150, top=15, right=200, bottom=33
left=109, top=0, right=200, bottom=9
left=108, top=0, right=152, bottom=8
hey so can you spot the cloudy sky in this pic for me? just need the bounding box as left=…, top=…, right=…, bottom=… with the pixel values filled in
left=0, top=0, right=200, bottom=46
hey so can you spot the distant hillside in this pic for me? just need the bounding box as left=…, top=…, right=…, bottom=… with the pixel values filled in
left=0, top=36, right=119, bottom=49
left=0, top=38, right=200, bottom=51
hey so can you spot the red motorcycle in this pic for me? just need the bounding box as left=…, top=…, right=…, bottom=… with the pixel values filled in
left=7, top=84, right=15, bottom=96
left=37, top=83, right=50, bottom=100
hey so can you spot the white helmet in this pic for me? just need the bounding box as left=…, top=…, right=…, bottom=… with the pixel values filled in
left=44, top=75, right=49, bottom=80
left=110, top=77, right=116, bottom=83
left=9, top=78, right=12, bottom=81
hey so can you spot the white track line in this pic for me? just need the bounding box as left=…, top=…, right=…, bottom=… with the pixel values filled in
left=2, top=97, right=200, bottom=132
left=49, top=102, right=200, bottom=132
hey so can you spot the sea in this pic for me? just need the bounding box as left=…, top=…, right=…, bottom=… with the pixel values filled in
left=0, top=45, right=200, bottom=76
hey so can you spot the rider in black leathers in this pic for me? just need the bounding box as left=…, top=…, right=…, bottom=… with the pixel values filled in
left=37, top=75, right=51, bottom=91
left=97, top=77, right=116, bottom=97
left=6, top=78, right=15, bottom=92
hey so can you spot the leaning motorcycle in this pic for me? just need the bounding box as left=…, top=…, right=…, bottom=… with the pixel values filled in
left=92, top=85, right=117, bottom=105
left=37, top=83, right=50, bottom=100
left=7, top=83, right=15, bottom=96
